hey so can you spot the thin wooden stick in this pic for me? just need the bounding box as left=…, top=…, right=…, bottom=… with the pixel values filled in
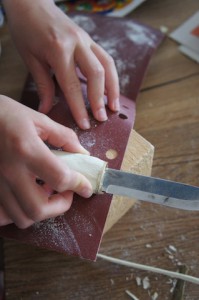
left=125, top=289, right=140, bottom=300
left=97, top=253, right=199, bottom=285
left=172, top=265, right=189, bottom=300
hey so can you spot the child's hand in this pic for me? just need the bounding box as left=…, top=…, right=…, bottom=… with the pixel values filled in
left=3, top=0, right=120, bottom=129
left=0, top=96, right=92, bottom=228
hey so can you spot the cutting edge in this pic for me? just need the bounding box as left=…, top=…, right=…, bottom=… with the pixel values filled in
left=102, top=169, right=199, bottom=211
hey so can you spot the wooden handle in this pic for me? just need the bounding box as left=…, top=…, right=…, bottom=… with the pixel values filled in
left=51, top=150, right=107, bottom=193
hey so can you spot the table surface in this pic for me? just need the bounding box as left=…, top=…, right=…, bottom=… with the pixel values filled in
left=0, top=0, right=199, bottom=299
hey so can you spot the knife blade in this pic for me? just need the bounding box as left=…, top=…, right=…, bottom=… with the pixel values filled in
left=52, top=150, right=199, bottom=211
left=102, top=168, right=199, bottom=211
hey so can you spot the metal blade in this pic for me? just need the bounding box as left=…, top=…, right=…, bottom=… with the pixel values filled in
left=102, top=169, right=199, bottom=211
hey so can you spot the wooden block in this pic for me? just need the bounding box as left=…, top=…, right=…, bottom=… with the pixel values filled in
left=103, top=129, right=154, bottom=234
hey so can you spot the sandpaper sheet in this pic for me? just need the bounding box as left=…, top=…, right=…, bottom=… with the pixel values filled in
left=0, top=14, right=164, bottom=261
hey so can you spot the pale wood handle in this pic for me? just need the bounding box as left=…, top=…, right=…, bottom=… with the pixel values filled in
left=51, top=150, right=107, bottom=193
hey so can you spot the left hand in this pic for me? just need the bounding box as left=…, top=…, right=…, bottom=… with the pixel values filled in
left=3, top=0, right=120, bottom=129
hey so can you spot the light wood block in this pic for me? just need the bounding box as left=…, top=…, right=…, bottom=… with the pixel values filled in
left=103, top=129, right=154, bottom=234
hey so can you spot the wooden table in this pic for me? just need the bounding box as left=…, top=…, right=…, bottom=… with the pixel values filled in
left=1, top=0, right=199, bottom=299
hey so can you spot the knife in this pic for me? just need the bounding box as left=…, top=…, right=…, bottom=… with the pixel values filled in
left=52, top=150, right=199, bottom=211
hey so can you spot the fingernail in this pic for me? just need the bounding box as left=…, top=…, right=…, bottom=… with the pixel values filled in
left=113, top=98, right=120, bottom=111
left=38, top=100, right=50, bottom=113
left=80, top=118, right=91, bottom=130
left=38, top=101, right=44, bottom=112
left=96, top=108, right=108, bottom=121
left=80, top=146, right=90, bottom=155
left=52, top=96, right=59, bottom=106
left=81, top=187, right=93, bottom=198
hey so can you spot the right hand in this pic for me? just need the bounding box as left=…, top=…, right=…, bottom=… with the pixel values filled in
left=0, top=96, right=93, bottom=229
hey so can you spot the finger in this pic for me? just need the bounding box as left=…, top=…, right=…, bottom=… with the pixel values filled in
left=92, top=43, right=120, bottom=112
left=0, top=205, right=13, bottom=226
left=76, top=46, right=108, bottom=122
left=24, top=140, right=93, bottom=197
left=34, top=114, right=89, bottom=154
left=0, top=178, right=34, bottom=229
left=42, top=182, right=54, bottom=196
left=48, top=191, right=73, bottom=215
left=27, top=56, right=55, bottom=113
left=51, top=52, right=90, bottom=130
left=12, top=172, right=75, bottom=222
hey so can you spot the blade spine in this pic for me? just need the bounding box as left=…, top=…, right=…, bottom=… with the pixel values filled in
left=105, top=168, right=198, bottom=189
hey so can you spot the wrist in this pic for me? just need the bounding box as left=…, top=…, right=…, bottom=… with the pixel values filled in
left=2, top=0, right=55, bottom=19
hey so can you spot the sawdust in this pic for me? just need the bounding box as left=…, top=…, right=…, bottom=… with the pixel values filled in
left=71, top=15, right=96, bottom=33
left=33, top=217, right=82, bottom=256
left=124, top=22, right=157, bottom=48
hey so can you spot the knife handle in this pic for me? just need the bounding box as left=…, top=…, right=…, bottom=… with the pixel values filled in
left=51, top=150, right=107, bottom=193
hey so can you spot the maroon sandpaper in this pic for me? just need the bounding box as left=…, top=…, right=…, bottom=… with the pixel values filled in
left=69, top=13, right=164, bottom=100
left=0, top=14, right=164, bottom=261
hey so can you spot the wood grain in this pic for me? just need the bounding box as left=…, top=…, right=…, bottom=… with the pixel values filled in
left=130, top=0, right=199, bottom=89
left=1, top=0, right=199, bottom=299
left=104, top=130, right=154, bottom=234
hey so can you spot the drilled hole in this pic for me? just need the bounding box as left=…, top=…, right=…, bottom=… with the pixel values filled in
left=119, top=113, right=128, bottom=120
left=106, top=149, right=118, bottom=160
